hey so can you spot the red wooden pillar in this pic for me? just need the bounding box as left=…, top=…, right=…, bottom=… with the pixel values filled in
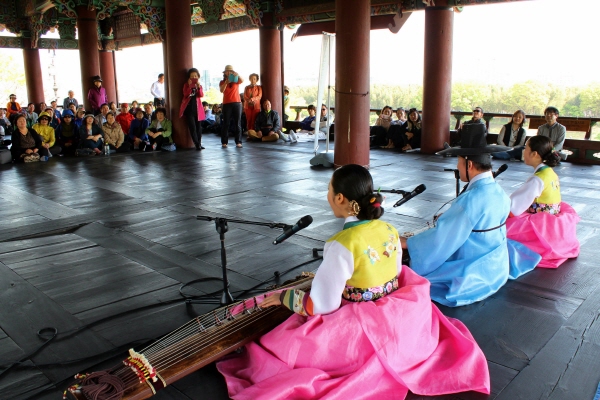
left=77, top=6, right=101, bottom=111
left=259, top=13, right=282, bottom=116
left=22, top=38, right=45, bottom=113
left=421, top=6, right=454, bottom=154
left=334, top=0, right=370, bottom=168
left=99, top=50, right=117, bottom=104
left=164, top=1, right=193, bottom=148
left=162, top=41, right=169, bottom=108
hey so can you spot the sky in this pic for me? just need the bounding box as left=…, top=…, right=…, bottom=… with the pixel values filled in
left=1, top=0, right=598, bottom=103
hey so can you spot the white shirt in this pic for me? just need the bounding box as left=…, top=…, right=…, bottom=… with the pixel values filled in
left=309, top=217, right=403, bottom=314
left=151, top=81, right=165, bottom=99
left=508, top=164, right=546, bottom=216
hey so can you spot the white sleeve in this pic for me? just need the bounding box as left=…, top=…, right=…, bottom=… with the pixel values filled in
left=497, top=126, right=506, bottom=145
left=310, top=240, right=354, bottom=315
left=510, top=175, right=544, bottom=216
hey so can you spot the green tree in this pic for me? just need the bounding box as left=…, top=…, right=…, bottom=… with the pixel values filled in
left=0, top=53, right=27, bottom=102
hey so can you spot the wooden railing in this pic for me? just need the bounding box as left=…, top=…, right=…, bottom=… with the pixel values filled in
left=288, top=106, right=600, bottom=164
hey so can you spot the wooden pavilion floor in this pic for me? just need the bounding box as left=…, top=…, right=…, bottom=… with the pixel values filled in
left=1, top=133, right=599, bottom=400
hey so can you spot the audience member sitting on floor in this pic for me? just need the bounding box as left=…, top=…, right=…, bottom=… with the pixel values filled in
left=129, top=101, right=139, bottom=116
left=392, top=107, right=407, bottom=125
left=402, top=108, right=422, bottom=151
left=146, top=107, right=172, bottom=151
left=95, top=103, right=110, bottom=127
left=50, top=100, right=62, bottom=119
left=537, top=106, right=566, bottom=152
left=0, top=108, right=11, bottom=131
left=202, top=102, right=215, bottom=130
left=128, top=108, right=150, bottom=151
left=248, top=99, right=295, bottom=143
left=380, top=108, right=421, bottom=151
left=294, top=104, right=317, bottom=132
left=144, top=103, right=155, bottom=123
left=11, top=114, right=43, bottom=163
left=25, top=103, right=38, bottom=128
left=492, top=110, right=528, bottom=161
left=108, top=101, right=118, bottom=115
left=80, top=114, right=104, bottom=155
left=74, top=109, right=86, bottom=129
left=44, top=107, right=60, bottom=129
left=116, top=103, right=134, bottom=134
left=373, top=106, right=395, bottom=148
left=56, top=109, right=79, bottom=156
left=68, top=103, right=77, bottom=116
left=103, top=111, right=131, bottom=153
left=506, top=135, right=580, bottom=268
left=32, top=112, right=61, bottom=157
left=243, top=73, right=262, bottom=133
left=6, top=94, right=21, bottom=119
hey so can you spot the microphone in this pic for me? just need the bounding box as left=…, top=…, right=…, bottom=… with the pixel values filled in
left=393, top=184, right=426, bottom=208
left=493, top=164, right=508, bottom=178
left=273, top=215, right=313, bottom=245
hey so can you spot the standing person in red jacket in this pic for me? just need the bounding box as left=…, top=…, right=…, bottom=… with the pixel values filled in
left=219, top=65, right=244, bottom=148
left=178, top=68, right=206, bottom=150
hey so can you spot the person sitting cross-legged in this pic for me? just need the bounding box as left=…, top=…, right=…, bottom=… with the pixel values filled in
left=128, top=108, right=150, bottom=151
left=56, top=109, right=79, bottom=156
left=146, top=107, right=173, bottom=151
left=32, top=112, right=61, bottom=157
left=248, top=99, right=296, bottom=143
left=103, top=111, right=131, bottom=153
left=79, top=114, right=104, bottom=155
left=403, top=124, right=541, bottom=307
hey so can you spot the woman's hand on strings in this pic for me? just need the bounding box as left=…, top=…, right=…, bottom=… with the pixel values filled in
left=261, top=293, right=282, bottom=308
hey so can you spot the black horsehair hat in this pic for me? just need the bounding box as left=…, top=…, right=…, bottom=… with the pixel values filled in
left=436, top=123, right=512, bottom=157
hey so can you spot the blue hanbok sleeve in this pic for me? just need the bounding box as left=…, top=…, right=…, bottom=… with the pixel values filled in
left=407, top=201, right=474, bottom=276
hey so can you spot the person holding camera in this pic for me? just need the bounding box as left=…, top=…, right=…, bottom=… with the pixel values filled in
left=179, top=68, right=206, bottom=150
left=219, top=65, right=244, bottom=148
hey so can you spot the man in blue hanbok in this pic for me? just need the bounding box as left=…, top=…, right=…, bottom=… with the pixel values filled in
left=401, top=125, right=540, bottom=307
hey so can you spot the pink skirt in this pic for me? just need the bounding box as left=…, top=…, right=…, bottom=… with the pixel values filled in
left=216, top=266, right=490, bottom=399
left=506, top=202, right=580, bottom=268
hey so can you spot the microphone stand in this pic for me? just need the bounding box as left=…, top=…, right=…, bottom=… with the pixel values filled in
left=188, top=216, right=291, bottom=306
left=444, top=168, right=462, bottom=197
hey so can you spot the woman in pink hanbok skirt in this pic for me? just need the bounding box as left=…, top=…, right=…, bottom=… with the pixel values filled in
left=217, top=165, right=490, bottom=399
left=506, top=135, right=580, bottom=268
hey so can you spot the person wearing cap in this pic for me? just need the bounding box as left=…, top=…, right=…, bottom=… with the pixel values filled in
left=116, top=103, right=134, bottom=134
left=87, top=75, right=107, bottom=114
left=243, top=73, right=262, bottom=134
left=401, top=124, right=539, bottom=307
left=103, top=111, right=131, bottom=153
left=151, top=73, right=166, bottom=108
left=63, top=90, right=79, bottom=111
left=32, top=111, right=61, bottom=157
left=128, top=107, right=150, bottom=151
left=219, top=65, right=244, bottom=148
left=146, top=107, right=172, bottom=151
left=79, top=113, right=104, bottom=155
left=6, top=94, right=21, bottom=119
left=56, top=109, right=79, bottom=156
left=179, top=68, right=206, bottom=150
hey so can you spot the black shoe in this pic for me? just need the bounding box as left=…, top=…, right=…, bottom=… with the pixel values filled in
left=195, top=145, right=201, bottom=150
